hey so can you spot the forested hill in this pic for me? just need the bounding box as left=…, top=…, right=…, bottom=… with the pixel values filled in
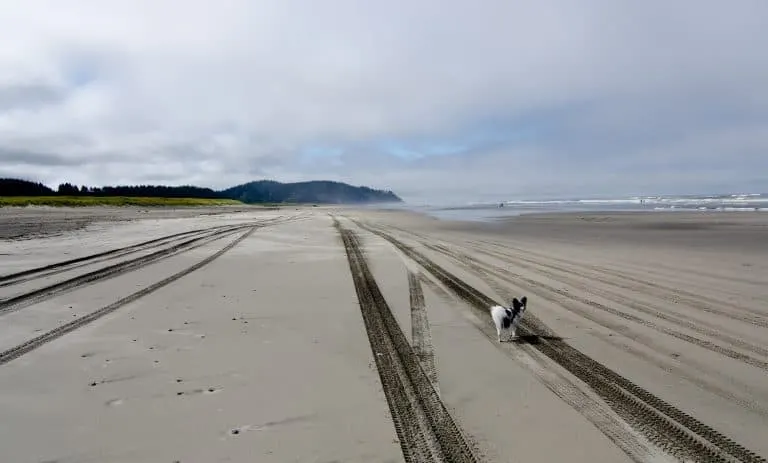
left=0, top=178, right=55, bottom=196
left=221, top=180, right=402, bottom=204
left=1, top=178, right=403, bottom=204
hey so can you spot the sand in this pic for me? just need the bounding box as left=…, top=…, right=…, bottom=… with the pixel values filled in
left=1, top=206, right=766, bottom=462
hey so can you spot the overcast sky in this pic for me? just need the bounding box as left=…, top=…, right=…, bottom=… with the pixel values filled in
left=1, top=1, right=767, bottom=203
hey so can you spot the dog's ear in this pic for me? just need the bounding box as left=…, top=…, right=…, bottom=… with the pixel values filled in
left=520, top=296, right=527, bottom=307
left=512, top=298, right=521, bottom=310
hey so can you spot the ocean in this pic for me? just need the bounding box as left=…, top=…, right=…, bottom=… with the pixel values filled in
left=380, top=193, right=768, bottom=222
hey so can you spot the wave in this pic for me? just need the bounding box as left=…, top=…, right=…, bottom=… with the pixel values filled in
left=409, top=193, right=768, bottom=221
left=496, top=193, right=768, bottom=209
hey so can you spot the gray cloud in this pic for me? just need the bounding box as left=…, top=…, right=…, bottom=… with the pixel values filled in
left=0, top=0, right=766, bottom=202
left=0, top=83, right=67, bottom=111
left=0, top=148, right=79, bottom=166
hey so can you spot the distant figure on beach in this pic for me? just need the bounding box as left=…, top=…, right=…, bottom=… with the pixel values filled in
left=490, top=296, right=528, bottom=342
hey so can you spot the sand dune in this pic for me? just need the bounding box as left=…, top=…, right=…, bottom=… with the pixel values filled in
left=1, top=206, right=766, bottom=462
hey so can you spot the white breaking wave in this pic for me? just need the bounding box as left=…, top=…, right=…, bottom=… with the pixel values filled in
left=498, top=193, right=768, bottom=209
left=391, top=193, right=768, bottom=223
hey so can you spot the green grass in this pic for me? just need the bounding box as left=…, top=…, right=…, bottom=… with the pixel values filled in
left=0, top=196, right=245, bottom=208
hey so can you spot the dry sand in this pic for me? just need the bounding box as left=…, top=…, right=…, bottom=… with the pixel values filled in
left=1, top=206, right=766, bottom=462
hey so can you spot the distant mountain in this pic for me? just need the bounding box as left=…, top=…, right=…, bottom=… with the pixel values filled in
left=221, top=180, right=402, bottom=204
left=0, top=178, right=403, bottom=205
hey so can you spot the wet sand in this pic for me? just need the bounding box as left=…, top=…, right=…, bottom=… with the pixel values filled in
left=1, top=206, right=766, bottom=462
left=0, top=205, right=271, bottom=240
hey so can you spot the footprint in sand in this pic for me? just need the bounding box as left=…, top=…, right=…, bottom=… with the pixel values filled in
left=105, top=398, right=124, bottom=407
left=226, top=415, right=314, bottom=437
left=176, top=387, right=222, bottom=397
left=229, top=426, right=248, bottom=436
left=90, top=375, right=139, bottom=388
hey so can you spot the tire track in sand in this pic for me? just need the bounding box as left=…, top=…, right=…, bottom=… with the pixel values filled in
left=0, top=216, right=298, bottom=317
left=354, top=220, right=766, bottom=463
left=334, top=217, right=480, bottom=463
left=464, top=249, right=768, bottom=419
left=461, top=244, right=768, bottom=358
left=1, top=225, right=258, bottom=366
left=0, top=215, right=292, bottom=289
left=400, top=234, right=768, bottom=404
left=402, top=248, right=672, bottom=462
left=440, top=243, right=768, bottom=373
left=0, top=225, right=249, bottom=316
left=408, top=270, right=440, bottom=395
left=478, top=240, right=768, bottom=327
left=0, top=225, right=229, bottom=287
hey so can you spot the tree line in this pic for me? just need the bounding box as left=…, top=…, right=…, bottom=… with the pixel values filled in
left=0, top=179, right=221, bottom=198
left=1, top=178, right=402, bottom=204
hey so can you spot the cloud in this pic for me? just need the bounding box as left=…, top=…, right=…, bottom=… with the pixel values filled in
left=0, top=83, right=68, bottom=111
left=0, top=0, right=767, bottom=201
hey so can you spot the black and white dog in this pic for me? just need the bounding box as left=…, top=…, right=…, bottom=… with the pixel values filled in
left=490, top=296, right=527, bottom=342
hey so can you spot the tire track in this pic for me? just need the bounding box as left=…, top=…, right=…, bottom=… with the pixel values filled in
left=590, top=331, right=768, bottom=418
left=0, top=224, right=233, bottom=288
left=479, top=240, right=768, bottom=326
left=0, top=215, right=293, bottom=288
left=638, top=261, right=767, bottom=289
left=458, top=246, right=768, bottom=417
left=0, top=225, right=258, bottom=366
left=354, top=220, right=766, bottom=463
left=462, top=244, right=768, bottom=358
left=406, top=248, right=673, bottom=462
left=408, top=270, right=440, bottom=395
left=434, top=238, right=768, bottom=420
left=442, top=244, right=768, bottom=372
left=0, top=216, right=296, bottom=317
left=334, top=218, right=480, bottom=463
left=0, top=225, right=249, bottom=316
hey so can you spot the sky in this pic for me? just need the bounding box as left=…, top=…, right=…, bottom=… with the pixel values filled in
left=1, top=0, right=767, bottom=203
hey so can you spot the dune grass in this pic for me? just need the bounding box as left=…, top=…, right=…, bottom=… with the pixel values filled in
left=0, top=196, right=245, bottom=208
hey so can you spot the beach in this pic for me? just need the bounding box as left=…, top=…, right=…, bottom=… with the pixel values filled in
left=1, top=206, right=766, bottom=462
